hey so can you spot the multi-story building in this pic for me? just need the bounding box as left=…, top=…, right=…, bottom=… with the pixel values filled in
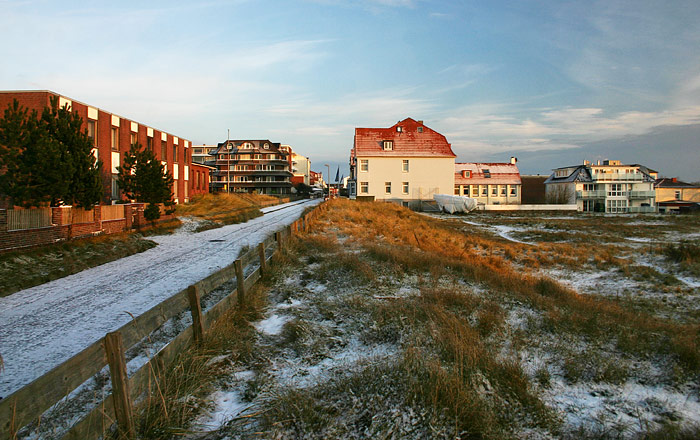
left=544, top=160, right=657, bottom=213
left=349, top=117, right=456, bottom=209
left=454, top=158, right=521, bottom=205
left=655, top=178, right=700, bottom=213
left=192, top=145, right=218, bottom=164
left=207, top=139, right=292, bottom=195
left=310, top=170, right=323, bottom=187
left=291, top=152, right=311, bottom=186
left=0, top=90, right=204, bottom=204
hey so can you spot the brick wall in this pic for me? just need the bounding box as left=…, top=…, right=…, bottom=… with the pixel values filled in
left=0, top=204, right=173, bottom=252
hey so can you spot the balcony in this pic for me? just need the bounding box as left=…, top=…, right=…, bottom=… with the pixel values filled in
left=576, top=190, right=605, bottom=199
left=629, top=206, right=657, bottom=213
left=628, top=190, right=656, bottom=199
left=591, top=173, right=644, bottom=181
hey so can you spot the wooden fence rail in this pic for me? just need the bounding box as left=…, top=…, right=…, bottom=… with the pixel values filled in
left=0, top=202, right=324, bottom=439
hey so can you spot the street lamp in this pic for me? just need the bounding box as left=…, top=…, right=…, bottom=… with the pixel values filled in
left=324, top=164, right=330, bottom=200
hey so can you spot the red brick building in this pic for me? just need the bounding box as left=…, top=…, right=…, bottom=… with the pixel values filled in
left=0, top=90, right=209, bottom=204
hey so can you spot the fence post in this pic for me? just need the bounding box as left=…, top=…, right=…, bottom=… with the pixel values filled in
left=258, top=243, right=267, bottom=276
left=235, top=259, right=245, bottom=303
left=104, top=331, right=135, bottom=439
left=187, top=285, right=204, bottom=344
left=275, top=231, right=282, bottom=249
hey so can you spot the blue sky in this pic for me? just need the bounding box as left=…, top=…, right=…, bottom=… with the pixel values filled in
left=2, top=0, right=699, bottom=180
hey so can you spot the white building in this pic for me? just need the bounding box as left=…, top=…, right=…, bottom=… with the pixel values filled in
left=349, top=118, right=456, bottom=209
left=544, top=160, right=657, bottom=213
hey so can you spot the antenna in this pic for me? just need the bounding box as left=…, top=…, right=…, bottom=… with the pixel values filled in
left=227, top=128, right=230, bottom=141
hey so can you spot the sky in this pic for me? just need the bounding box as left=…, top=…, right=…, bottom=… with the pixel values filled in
left=2, top=0, right=699, bottom=180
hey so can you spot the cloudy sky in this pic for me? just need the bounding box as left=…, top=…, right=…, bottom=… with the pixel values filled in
left=2, top=0, right=699, bottom=180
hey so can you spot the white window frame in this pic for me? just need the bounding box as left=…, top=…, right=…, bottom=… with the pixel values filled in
left=360, top=159, right=368, bottom=172
left=402, top=159, right=409, bottom=172
left=360, top=181, right=369, bottom=193
left=402, top=182, right=409, bottom=194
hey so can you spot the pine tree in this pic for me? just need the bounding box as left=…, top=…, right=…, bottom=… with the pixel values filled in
left=117, top=143, right=174, bottom=223
left=0, top=98, right=103, bottom=208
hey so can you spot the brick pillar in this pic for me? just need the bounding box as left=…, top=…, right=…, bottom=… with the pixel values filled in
left=0, top=209, right=7, bottom=232
left=94, top=204, right=102, bottom=231
left=124, top=204, right=133, bottom=229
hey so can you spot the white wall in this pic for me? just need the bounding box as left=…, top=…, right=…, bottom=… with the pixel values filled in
left=355, top=156, right=454, bottom=200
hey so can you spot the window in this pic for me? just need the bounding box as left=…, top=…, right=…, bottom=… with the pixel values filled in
left=360, top=159, right=368, bottom=172
left=583, top=183, right=596, bottom=191
left=385, top=182, right=391, bottom=194
left=483, top=169, right=491, bottom=178
left=510, top=186, right=517, bottom=196
left=402, top=182, right=409, bottom=194
left=462, top=170, right=471, bottom=178
left=173, top=144, right=178, bottom=161
left=675, top=190, right=681, bottom=200
left=464, top=186, right=470, bottom=196
left=111, top=174, right=120, bottom=199
left=147, top=137, right=153, bottom=151
left=263, top=143, right=270, bottom=149
left=402, top=160, right=409, bottom=172
left=396, top=126, right=403, bottom=133
left=360, top=181, right=369, bottom=193
left=417, top=126, right=423, bottom=133
left=161, top=140, right=167, bottom=160
left=492, top=186, right=497, bottom=195
left=481, top=185, right=487, bottom=196
left=87, top=120, right=96, bottom=146
left=583, top=200, right=595, bottom=212
left=454, top=186, right=460, bottom=195
left=608, top=183, right=623, bottom=197
left=383, top=140, right=393, bottom=150
left=130, top=132, right=137, bottom=147
left=500, top=185, right=506, bottom=196
left=606, top=199, right=628, bottom=213
left=242, top=142, right=254, bottom=149
left=111, top=127, right=119, bottom=150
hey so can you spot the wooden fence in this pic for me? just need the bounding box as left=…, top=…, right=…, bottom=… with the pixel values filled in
left=0, top=202, right=326, bottom=439
left=6, top=208, right=53, bottom=231
left=101, top=205, right=126, bottom=221
left=70, top=207, right=95, bottom=224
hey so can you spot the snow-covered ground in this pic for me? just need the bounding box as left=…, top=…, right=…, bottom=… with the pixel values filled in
left=0, top=199, right=319, bottom=399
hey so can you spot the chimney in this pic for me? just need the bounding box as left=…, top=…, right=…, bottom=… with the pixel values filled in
left=417, top=120, right=423, bottom=125
left=672, top=177, right=677, bottom=183
left=597, top=160, right=601, bottom=165
left=510, top=157, right=517, bottom=164
left=583, top=160, right=590, bottom=165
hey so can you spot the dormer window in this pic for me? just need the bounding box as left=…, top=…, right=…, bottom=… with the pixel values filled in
left=242, top=142, right=254, bottom=149
left=383, top=140, right=393, bottom=150
left=396, top=126, right=403, bottom=133
left=483, top=169, right=491, bottom=178
left=226, top=142, right=233, bottom=150
left=462, top=170, right=471, bottom=178
left=417, top=127, right=423, bottom=133
left=263, top=143, right=270, bottom=149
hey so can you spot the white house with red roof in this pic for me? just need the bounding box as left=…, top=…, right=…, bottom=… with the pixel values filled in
left=455, top=159, right=522, bottom=205
left=349, top=118, right=456, bottom=208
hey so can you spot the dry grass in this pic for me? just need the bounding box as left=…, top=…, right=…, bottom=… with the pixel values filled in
left=134, top=281, right=268, bottom=438
left=0, top=233, right=157, bottom=297
left=175, top=193, right=278, bottom=231
left=320, top=200, right=700, bottom=376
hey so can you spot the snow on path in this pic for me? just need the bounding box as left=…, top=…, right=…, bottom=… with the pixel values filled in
left=0, top=199, right=320, bottom=397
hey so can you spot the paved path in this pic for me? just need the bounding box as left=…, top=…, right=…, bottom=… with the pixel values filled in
left=0, top=199, right=320, bottom=398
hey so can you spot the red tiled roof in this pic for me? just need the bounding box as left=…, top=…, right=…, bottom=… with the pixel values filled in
left=455, top=162, right=521, bottom=185
left=353, top=118, right=455, bottom=158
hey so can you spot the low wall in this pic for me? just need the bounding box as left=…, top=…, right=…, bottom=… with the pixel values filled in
left=480, top=204, right=578, bottom=211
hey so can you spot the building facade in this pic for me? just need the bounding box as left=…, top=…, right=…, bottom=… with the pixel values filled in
left=544, top=160, right=657, bottom=213
left=655, top=178, right=700, bottom=213
left=0, top=90, right=200, bottom=204
left=349, top=118, right=456, bottom=208
left=192, top=145, right=217, bottom=164
left=207, top=139, right=292, bottom=194
left=454, top=159, right=521, bottom=205
left=291, top=152, right=311, bottom=186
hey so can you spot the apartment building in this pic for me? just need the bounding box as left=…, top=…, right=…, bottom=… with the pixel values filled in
left=0, top=90, right=201, bottom=204
left=349, top=117, right=456, bottom=208
left=207, top=139, right=292, bottom=194
left=544, top=160, right=657, bottom=213
left=192, top=145, right=218, bottom=164
left=291, top=151, right=311, bottom=186
left=454, top=158, right=521, bottom=205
